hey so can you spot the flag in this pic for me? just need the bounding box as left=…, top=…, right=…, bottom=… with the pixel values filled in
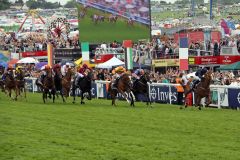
left=81, top=42, right=89, bottom=62
left=179, top=37, right=188, bottom=71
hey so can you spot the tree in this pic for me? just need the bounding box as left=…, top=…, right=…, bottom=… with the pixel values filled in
left=64, top=0, right=76, bottom=8
left=0, top=0, right=11, bottom=10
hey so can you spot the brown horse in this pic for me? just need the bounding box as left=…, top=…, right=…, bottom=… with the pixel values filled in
left=108, top=73, right=135, bottom=106
left=194, top=70, right=212, bottom=110
left=184, top=71, right=212, bottom=110
left=15, top=69, right=26, bottom=99
left=4, top=72, right=18, bottom=100
left=42, top=69, right=56, bottom=103
left=61, top=67, right=74, bottom=102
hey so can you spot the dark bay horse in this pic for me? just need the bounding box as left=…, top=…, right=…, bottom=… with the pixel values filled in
left=72, top=69, right=92, bottom=104
left=15, top=69, right=26, bottom=99
left=61, top=68, right=74, bottom=102
left=53, top=67, right=64, bottom=102
left=0, top=67, right=4, bottom=92
left=132, top=72, right=151, bottom=106
left=108, top=73, right=135, bottom=106
left=4, top=72, right=18, bottom=100
left=42, top=69, right=56, bottom=103
left=184, top=71, right=212, bottom=110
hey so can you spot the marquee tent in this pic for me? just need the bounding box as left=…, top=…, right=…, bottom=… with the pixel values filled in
left=96, top=56, right=124, bottom=69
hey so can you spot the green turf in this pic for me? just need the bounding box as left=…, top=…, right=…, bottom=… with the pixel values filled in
left=0, top=93, right=240, bottom=160
left=77, top=5, right=150, bottom=43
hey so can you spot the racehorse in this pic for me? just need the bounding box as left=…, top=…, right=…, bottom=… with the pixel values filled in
left=53, top=66, right=64, bottom=101
left=4, top=72, right=18, bottom=100
left=0, top=67, right=4, bottom=92
left=132, top=72, right=151, bottom=106
left=109, top=15, right=118, bottom=23
left=91, top=14, right=99, bottom=24
left=61, top=67, right=74, bottom=102
left=194, top=70, right=212, bottom=110
left=72, top=69, right=92, bottom=104
left=126, top=19, right=134, bottom=26
left=15, top=69, right=26, bottom=99
left=42, top=69, right=56, bottom=103
left=184, top=70, right=212, bottom=110
left=108, top=73, right=135, bottom=106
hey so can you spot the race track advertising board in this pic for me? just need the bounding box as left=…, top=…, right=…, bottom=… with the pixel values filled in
left=76, top=0, right=150, bottom=43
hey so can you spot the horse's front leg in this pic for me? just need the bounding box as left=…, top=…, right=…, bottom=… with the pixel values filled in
left=72, top=86, right=76, bottom=104
left=129, top=91, right=135, bottom=107
left=120, top=91, right=130, bottom=104
left=81, top=92, right=85, bottom=104
left=52, top=89, right=56, bottom=103
left=60, top=88, right=65, bottom=103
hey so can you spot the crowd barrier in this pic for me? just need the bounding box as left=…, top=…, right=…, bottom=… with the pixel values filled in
left=24, top=78, right=240, bottom=109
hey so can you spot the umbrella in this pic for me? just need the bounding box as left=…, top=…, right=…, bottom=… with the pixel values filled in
left=105, top=0, right=113, bottom=2
left=8, top=59, right=18, bottom=67
left=125, top=4, right=135, bottom=9
left=0, top=61, right=7, bottom=68
left=36, top=62, right=48, bottom=70
left=17, top=57, right=39, bottom=64
left=138, top=7, right=149, bottom=12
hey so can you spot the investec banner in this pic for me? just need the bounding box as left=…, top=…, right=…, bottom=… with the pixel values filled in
left=149, top=85, right=178, bottom=104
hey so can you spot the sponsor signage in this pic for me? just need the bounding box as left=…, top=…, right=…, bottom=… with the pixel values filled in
left=53, top=48, right=81, bottom=59
left=190, top=55, right=240, bottom=65
left=194, top=56, right=219, bottom=65
left=152, top=59, right=179, bottom=67
left=219, top=55, right=240, bottom=65
left=228, top=89, right=240, bottom=109
left=22, top=51, right=47, bottom=57
left=188, top=57, right=195, bottom=65
left=149, top=85, right=177, bottom=104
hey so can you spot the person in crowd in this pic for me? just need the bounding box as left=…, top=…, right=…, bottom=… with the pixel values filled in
left=175, top=73, right=184, bottom=105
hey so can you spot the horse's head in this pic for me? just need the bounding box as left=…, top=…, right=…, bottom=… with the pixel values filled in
left=46, top=69, right=53, bottom=79
left=141, top=72, right=151, bottom=83
left=204, top=70, right=213, bottom=81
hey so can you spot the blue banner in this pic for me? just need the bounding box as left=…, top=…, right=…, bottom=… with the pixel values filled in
left=149, top=85, right=178, bottom=104
left=25, top=79, right=33, bottom=92
left=228, top=89, right=240, bottom=109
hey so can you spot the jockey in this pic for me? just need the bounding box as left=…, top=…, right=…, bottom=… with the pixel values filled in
left=132, top=69, right=144, bottom=80
left=37, top=65, right=51, bottom=85
left=74, top=64, right=91, bottom=87
left=2, top=66, right=14, bottom=81
left=111, top=66, right=126, bottom=89
left=61, top=62, right=70, bottom=76
left=53, top=64, right=61, bottom=75
left=15, top=66, right=24, bottom=79
left=192, top=67, right=208, bottom=89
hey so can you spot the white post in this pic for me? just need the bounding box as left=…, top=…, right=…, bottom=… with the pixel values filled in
left=169, top=85, right=172, bottom=104
left=217, top=88, right=221, bottom=109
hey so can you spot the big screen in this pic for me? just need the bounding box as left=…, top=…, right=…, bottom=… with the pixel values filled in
left=77, top=0, right=150, bottom=43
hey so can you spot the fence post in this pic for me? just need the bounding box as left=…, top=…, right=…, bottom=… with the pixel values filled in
left=217, top=88, right=221, bottom=109
left=169, top=85, right=172, bottom=104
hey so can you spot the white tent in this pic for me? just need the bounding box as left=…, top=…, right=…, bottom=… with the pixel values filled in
left=96, top=56, right=124, bottom=69
left=17, top=57, right=39, bottom=64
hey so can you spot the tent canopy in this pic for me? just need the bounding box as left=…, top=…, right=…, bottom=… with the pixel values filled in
left=96, top=56, right=124, bottom=69
left=217, top=61, right=240, bottom=71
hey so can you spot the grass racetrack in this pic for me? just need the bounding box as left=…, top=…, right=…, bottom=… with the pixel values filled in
left=77, top=5, right=150, bottom=43
left=1, top=93, right=240, bottom=160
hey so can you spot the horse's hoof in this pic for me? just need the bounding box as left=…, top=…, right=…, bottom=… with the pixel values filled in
left=180, top=106, right=183, bottom=109
left=198, top=107, right=201, bottom=110
left=81, top=102, right=85, bottom=104
left=72, top=101, right=75, bottom=104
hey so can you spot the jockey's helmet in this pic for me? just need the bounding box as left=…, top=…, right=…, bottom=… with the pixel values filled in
left=82, top=64, right=88, bottom=68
